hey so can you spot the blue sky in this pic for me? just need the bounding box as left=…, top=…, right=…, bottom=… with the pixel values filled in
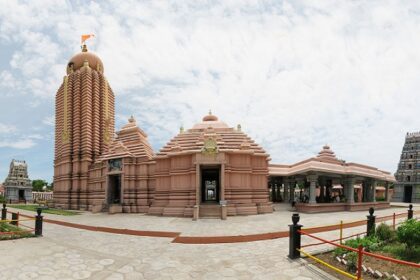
left=0, top=0, right=419, bottom=182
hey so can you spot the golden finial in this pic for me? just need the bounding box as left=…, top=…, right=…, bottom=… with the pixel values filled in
left=81, top=44, right=88, bottom=52
left=237, top=124, right=241, bottom=131
left=180, top=125, right=184, bottom=133
left=128, top=115, right=135, bottom=123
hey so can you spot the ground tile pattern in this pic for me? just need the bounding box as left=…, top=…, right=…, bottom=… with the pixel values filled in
left=1, top=203, right=417, bottom=279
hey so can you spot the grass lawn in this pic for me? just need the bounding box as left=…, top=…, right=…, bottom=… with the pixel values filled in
left=8, top=204, right=80, bottom=216
left=0, top=222, right=35, bottom=240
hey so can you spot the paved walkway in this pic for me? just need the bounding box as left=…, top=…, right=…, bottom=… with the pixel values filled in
left=0, top=203, right=417, bottom=280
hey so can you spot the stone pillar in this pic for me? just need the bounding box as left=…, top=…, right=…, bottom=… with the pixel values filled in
left=269, top=183, right=274, bottom=202
left=221, top=164, right=225, bottom=201
left=307, top=175, right=318, bottom=204
left=283, top=181, right=289, bottom=202
left=372, top=180, right=377, bottom=202
left=283, top=179, right=295, bottom=202
left=345, top=177, right=355, bottom=203
left=384, top=182, right=389, bottom=202
left=362, top=180, right=368, bottom=202
left=195, top=164, right=200, bottom=205
left=289, top=180, right=295, bottom=203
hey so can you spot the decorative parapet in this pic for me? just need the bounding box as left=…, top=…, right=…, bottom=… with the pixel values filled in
left=406, top=131, right=420, bottom=138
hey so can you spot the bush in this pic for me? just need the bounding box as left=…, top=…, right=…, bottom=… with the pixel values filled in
left=346, top=252, right=358, bottom=272
left=333, top=246, right=347, bottom=257
left=376, top=223, right=396, bottom=243
left=345, top=236, right=379, bottom=252
left=397, top=219, right=420, bottom=250
left=0, top=195, right=5, bottom=203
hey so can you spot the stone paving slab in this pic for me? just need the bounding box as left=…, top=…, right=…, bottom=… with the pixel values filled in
left=1, top=203, right=416, bottom=279
left=7, top=203, right=417, bottom=237
left=0, top=222, right=331, bottom=279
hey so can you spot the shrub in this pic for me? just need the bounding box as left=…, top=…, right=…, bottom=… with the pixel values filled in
left=333, top=246, right=347, bottom=257
left=376, top=223, right=396, bottom=243
left=0, top=195, right=5, bottom=203
left=338, top=236, right=380, bottom=252
left=397, top=219, right=420, bottom=250
left=346, top=252, right=358, bottom=272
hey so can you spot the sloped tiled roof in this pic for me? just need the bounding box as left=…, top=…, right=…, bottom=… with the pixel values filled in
left=100, top=116, right=154, bottom=161
left=269, top=145, right=396, bottom=182
left=157, top=113, right=268, bottom=157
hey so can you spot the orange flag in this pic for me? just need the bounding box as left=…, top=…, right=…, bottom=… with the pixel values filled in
left=81, top=34, right=95, bottom=44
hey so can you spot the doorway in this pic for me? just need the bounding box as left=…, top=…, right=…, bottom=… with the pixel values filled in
left=108, top=175, right=121, bottom=204
left=403, top=185, right=413, bottom=203
left=18, top=189, right=25, bottom=201
left=201, top=167, right=220, bottom=203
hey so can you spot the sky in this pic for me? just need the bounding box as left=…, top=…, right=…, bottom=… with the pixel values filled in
left=0, top=0, right=419, bottom=182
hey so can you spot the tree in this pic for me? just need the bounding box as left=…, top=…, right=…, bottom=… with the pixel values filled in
left=32, top=179, right=48, bottom=192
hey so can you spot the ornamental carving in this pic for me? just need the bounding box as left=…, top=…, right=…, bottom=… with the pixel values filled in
left=202, top=136, right=218, bottom=155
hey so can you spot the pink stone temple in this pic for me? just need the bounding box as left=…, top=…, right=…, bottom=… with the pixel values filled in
left=54, top=46, right=395, bottom=217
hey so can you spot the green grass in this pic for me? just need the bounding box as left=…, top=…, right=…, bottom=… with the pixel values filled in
left=0, top=222, right=35, bottom=240
left=8, top=204, right=80, bottom=216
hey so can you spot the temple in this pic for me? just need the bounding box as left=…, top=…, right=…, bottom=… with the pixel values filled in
left=53, top=45, right=272, bottom=218
left=393, top=132, right=420, bottom=203
left=53, top=45, right=396, bottom=217
left=268, top=145, right=395, bottom=213
left=3, top=160, right=33, bottom=203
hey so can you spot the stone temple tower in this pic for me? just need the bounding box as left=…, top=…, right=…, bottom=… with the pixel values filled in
left=54, top=44, right=115, bottom=210
left=393, top=132, right=420, bottom=203
left=3, top=159, right=32, bottom=203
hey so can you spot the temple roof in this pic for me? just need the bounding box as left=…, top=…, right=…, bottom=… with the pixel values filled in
left=156, top=113, right=268, bottom=157
left=100, top=116, right=154, bottom=161
left=269, top=145, right=396, bottom=182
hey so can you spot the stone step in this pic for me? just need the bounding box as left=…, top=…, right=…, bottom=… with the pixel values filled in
left=199, top=204, right=221, bottom=218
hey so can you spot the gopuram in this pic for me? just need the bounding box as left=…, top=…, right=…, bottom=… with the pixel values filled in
left=3, top=159, right=33, bottom=203
left=53, top=43, right=396, bottom=217
left=393, top=132, right=420, bottom=203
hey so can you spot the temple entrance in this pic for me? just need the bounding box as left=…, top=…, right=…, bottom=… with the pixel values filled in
left=404, top=185, right=413, bottom=203
left=108, top=175, right=121, bottom=204
left=18, top=189, right=25, bottom=201
left=201, top=167, right=220, bottom=203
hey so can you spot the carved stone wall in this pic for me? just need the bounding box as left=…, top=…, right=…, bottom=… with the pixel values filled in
left=54, top=52, right=115, bottom=210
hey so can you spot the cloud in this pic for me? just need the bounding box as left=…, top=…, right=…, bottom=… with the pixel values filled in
left=42, top=116, right=55, bottom=126
left=0, top=139, right=36, bottom=149
left=0, top=123, right=16, bottom=134
left=0, top=0, right=419, bottom=179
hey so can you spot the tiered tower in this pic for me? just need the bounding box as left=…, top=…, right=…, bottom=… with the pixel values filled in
left=3, top=160, right=32, bottom=202
left=54, top=44, right=115, bottom=210
left=393, top=132, right=420, bottom=203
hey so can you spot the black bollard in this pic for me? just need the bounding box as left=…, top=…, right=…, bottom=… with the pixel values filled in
left=11, top=212, right=18, bottom=226
left=288, top=213, right=302, bottom=259
left=35, top=207, right=43, bottom=236
left=366, top=207, right=376, bottom=236
left=1, top=203, right=6, bottom=220
left=408, top=204, right=413, bottom=220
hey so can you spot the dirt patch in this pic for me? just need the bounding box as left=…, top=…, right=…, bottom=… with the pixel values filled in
left=306, top=250, right=418, bottom=280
